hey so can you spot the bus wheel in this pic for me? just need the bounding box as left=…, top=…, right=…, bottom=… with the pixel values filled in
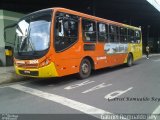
left=127, top=54, right=133, bottom=67
left=78, top=59, right=91, bottom=79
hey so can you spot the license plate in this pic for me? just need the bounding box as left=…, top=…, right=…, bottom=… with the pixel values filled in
left=24, top=70, right=30, bottom=74
left=19, top=70, right=39, bottom=76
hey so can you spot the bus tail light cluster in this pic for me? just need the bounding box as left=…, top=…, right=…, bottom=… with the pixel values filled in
left=39, top=58, right=51, bottom=67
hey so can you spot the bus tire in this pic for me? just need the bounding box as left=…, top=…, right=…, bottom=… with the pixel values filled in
left=77, top=58, right=91, bottom=79
left=127, top=53, right=133, bottom=67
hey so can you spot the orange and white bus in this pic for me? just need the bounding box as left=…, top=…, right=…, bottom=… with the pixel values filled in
left=14, top=8, right=142, bottom=79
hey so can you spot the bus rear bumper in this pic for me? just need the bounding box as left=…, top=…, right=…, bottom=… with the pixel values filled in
left=15, top=62, right=59, bottom=78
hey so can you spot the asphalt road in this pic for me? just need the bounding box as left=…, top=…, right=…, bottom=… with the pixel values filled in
left=0, top=56, right=160, bottom=120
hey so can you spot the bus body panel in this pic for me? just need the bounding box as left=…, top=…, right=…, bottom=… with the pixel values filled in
left=15, top=62, right=58, bottom=78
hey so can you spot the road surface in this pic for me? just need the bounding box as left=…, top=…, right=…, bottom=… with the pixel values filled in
left=0, top=56, right=160, bottom=120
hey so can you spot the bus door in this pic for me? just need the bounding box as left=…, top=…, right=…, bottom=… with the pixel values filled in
left=128, top=29, right=137, bottom=59
left=134, top=30, right=142, bottom=59
left=54, top=12, right=80, bottom=75
left=129, top=29, right=142, bottom=60
left=54, top=12, right=80, bottom=55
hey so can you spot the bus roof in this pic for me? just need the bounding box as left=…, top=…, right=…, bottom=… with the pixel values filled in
left=53, top=7, right=141, bottom=31
left=20, top=7, right=141, bottom=31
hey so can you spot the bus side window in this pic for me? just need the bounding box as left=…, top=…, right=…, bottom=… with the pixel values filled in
left=120, top=27, right=128, bottom=43
left=109, top=25, right=118, bottom=43
left=97, top=23, right=107, bottom=42
left=135, top=30, right=141, bottom=44
left=128, top=29, right=135, bottom=43
left=116, top=26, right=120, bottom=43
left=105, top=24, right=109, bottom=43
left=55, top=12, right=79, bottom=52
left=82, top=19, right=97, bottom=42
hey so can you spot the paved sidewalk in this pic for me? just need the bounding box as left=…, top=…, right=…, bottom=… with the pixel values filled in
left=142, top=53, right=160, bottom=58
left=0, top=66, right=26, bottom=85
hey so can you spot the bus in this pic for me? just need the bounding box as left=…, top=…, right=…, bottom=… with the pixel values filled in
left=14, top=7, right=142, bottom=79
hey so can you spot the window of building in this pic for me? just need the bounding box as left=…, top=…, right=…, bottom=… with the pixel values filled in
left=82, top=19, right=97, bottom=42
left=55, top=12, right=79, bottom=52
